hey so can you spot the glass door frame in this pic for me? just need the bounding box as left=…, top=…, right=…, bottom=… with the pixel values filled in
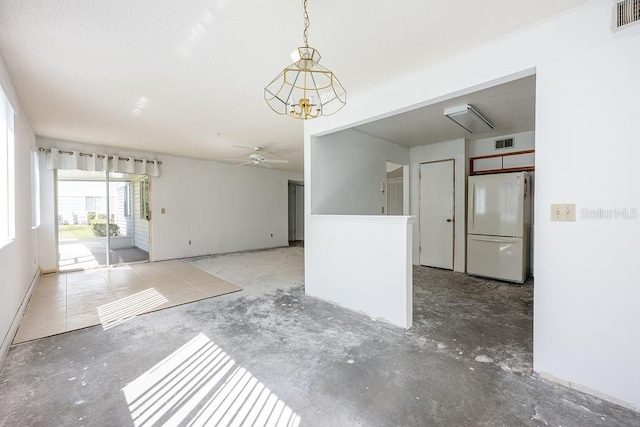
left=55, top=169, right=150, bottom=271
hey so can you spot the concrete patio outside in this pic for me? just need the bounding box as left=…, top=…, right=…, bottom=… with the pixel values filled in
left=59, top=238, right=148, bottom=271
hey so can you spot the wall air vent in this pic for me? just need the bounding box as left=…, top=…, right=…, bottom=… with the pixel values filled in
left=495, top=138, right=514, bottom=150
left=614, top=0, right=640, bottom=29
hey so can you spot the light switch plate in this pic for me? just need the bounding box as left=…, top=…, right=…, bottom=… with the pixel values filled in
left=161, top=208, right=166, bottom=214
left=551, top=203, right=576, bottom=221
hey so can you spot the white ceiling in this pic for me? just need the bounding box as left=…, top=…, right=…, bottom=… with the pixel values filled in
left=354, top=75, right=536, bottom=147
left=0, top=0, right=587, bottom=171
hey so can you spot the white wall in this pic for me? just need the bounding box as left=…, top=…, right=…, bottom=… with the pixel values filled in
left=310, top=129, right=409, bottom=215
left=305, top=0, right=640, bottom=409
left=306, top=215, right=414, bottom=328
left=0, top=53, right=38, bottom=368
left=151, top=154, right=301, bottom=260
left=37, top=157, right=57, bottom=272
left=410, top=139, right=467, bottom=271
left=37, top=137, right=302, bottom=267
left=532, top=9, right=640, bottom=408
left=306, top=123, right=413, bottom=329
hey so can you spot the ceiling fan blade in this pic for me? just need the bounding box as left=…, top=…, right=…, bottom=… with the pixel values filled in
left=233, top=145, right=260, bottom=152
left=225, top=158, right=249, bottom=162
left=264, top=148, right=301, bottom=153
left=263, top=159, right=289, bottom=164
left=257, top=147, right=300, bottom=157
left=234, top=161, right=254, bottom=167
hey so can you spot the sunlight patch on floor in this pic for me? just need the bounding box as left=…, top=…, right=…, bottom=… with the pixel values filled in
left=97, top=288, right=168, bottom=330
left=122, top=333, right=301, bottom=427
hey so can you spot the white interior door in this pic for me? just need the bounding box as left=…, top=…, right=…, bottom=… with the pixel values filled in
left=419, top=160, right=454, bottom=269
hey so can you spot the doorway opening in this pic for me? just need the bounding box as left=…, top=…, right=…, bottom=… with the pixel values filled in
left=57, top=170, right=150, bottom=271
left=385, top=161, right=406, bottom=215
left=288, top=181, right=304, bottom=245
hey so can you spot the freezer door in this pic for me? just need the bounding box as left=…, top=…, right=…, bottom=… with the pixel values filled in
left=467, top=235, right=526, bottom=283
left=468, top=172, right=525, bottom=237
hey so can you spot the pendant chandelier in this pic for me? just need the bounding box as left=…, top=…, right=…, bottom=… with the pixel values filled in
left=264, top=0, right=346, bottom=120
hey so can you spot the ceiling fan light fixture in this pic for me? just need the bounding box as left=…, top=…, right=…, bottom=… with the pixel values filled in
left=443, top=104, right=494, bottom=134
left=264, top=0, right=346, bottom=120
left=226, top=146, right=290, bottom=168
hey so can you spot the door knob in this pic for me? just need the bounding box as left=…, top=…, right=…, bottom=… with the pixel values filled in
left=446, top=219, right=452, bottom=222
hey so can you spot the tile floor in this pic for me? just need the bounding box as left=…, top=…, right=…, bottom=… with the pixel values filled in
left=13, top=260, right=241, bottom=344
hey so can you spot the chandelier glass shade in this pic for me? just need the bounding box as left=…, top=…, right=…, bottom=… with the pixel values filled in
left=264, top=1, right=346, bottom=120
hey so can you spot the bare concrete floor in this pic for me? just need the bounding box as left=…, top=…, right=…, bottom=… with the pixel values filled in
left=1, top=247, right=638, bottom=426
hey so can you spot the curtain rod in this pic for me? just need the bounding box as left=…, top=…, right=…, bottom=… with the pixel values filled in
left=38, top=147, right=162, bottom=165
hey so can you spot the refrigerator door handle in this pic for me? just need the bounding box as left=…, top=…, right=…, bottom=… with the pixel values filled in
left=469, top=181, right=475, bottom=231
left=469, top=235, right=520, bottom=243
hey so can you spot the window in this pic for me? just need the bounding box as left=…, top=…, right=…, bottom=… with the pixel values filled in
left=85, top=196, right=104, bottom=213
left=0, top=85, right=15, bottom=245
left=86, top=196, right=95, bottom=212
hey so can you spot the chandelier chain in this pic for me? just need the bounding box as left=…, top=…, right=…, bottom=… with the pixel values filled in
left=303, top=0, right=310, bottom=47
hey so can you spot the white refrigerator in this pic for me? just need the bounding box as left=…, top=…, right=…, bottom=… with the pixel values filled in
left=467, top=171, right=530, bottom=283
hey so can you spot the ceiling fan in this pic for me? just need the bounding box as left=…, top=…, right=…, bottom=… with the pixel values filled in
left=225, top=146, right=289, bottom=168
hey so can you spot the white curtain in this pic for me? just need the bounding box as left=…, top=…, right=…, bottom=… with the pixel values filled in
left=42, top=148, right=161, bottom=177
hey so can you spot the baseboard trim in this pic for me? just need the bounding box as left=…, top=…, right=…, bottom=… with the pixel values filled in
left=536, top=371, right=639, bottom=413
left=0, top=269, right=39, bottom=372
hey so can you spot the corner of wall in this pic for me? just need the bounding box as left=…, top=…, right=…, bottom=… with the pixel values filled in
left=0, top=269, right=39, bottom=372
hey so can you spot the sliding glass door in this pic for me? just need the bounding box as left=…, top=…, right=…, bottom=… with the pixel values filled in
left=107, top=172, right=149, bottom=266
left=57, top=170, right=150, bottom=271
left=57, top=170, right=109, bottom=270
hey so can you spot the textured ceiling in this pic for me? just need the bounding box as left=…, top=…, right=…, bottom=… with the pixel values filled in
left=0, top=0, right=588, bottom=171
left=355, top=75, right=536, bottom=147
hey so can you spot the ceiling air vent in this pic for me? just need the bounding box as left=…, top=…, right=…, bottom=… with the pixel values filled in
left=614, top=0, right=640, bottom=29
left=495, top=138, right=514, bottom=150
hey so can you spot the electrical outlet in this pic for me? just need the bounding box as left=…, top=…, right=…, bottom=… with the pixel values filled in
left=161, top=208, right=166, bottom=214
left=551, top=203, right=576, bottom=222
